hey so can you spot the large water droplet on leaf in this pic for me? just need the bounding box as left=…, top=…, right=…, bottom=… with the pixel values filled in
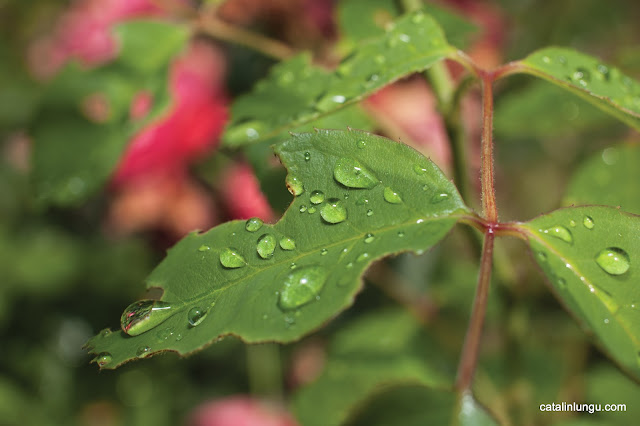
left=310, top=190, right=325, bottom=204
left=121, top=300, right=174, bottom=336
left=315, top=93, right=347, bottom=112
left=96, top=352, right=112, bottom=367
left=595, top=247, right=630, bottom=275
left=333, top=158, right=378, bottom=189
left=219, top=248, right=246, bottom=269
left=542, top=225, right=573, bottom=244
left=278, top=266, right=328, bottom=311
left=245, top=217, right=264, bottom=232
left=320, top=199, right=347, bottom=224
left=188, top=307, right=208, bottom=326
left=286, top=174, right=304, bottom=196
left=257, top=234, right=277, bottom=259
left=198, top=245, right=210, bottom=252
left=583, top=216, right=595, bottom=229
left=383, top=187, right=402, bottom=204
left=279, top=237, right=296, bottom=251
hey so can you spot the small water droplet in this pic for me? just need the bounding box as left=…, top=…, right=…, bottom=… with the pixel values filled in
left=383, top=187, right=402, bottom=204
left=121, top=300, right=174, bottom=336
left=198, top=245, right=210, bottom=252
left=307, top=206, right=317, bottom=214
left=320, top=198, right=347, bottom=224
left=364, top=233, right=375, bottom=243
left=310, top=190, right=325, bottom=204
left=286, top=174, right=304, bottom=196
left=316, top=93, right=347, bottom=112
left=431, top=192, right=450, bottom=203
left=542, top=55, right=552, bottom=64
left=573, top=67, right=591, bottom=86
left=542, top=225, right=573, bottom=244
left=604, top=318, right=610, bottom=324
left=175, top=333, right=183, bottom=341
left=569, top=220, right=577, bottom=227
left=537, top=252, right=547, bottom=262
left=99, top=328, right=111, bottom=337
left=595, top=247, right=630, bottom=275
left=411, top=11, right=425, bottom=23
left=357, top=252, right=370, bottom=262
left=280, top=237, right=296, bottom=251
left=226, top=120, right=266, bottom=142
left=365, top=74, right=380, bottom=87
left=220, top=247, right=247, bottom=268
left=96, top=352, right=112, bottom=367
left=278, top=266, right=328, bottom=310
left=366, top=209, right=373, bottom=217
left=356, top=196, right=369, bottom=206
left=290, top=262, right=297, bottom=270
left=595, top=64, right=610, bottom=81
left=557, top=277, right=566, bottom=289
left=136, top=346, right=151, bottom=358
left=188, top=307, right=207, bottom=326
left=304, top=151, right=311, bottom=161
left=346, top=262, right=353, bottom=269
left=583, top=216, right=595, bottom=229
left=333, top=158, right=379, bottom=189
left=156, top=327, right=173, bottom=341
left=557, top=55, right=567, bottom=65
left=374, top=55, right=385, bottom=65
left=357, top=140, right=366, bottom=149
left=299, top=205, right=307, bottom=213
left=413, top=164, right=428, bottom=175
left=397, top=231, right=405, bottom=238
left=422, top=184, right=429, bottom=192
left=245, top=217, right=264, bottom=232
left=321, top=249, right=328, bottom=256
left=257, top=234, right=277, bottom=259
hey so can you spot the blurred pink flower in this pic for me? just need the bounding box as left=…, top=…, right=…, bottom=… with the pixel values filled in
left=187, top=396, right=298, bottom=426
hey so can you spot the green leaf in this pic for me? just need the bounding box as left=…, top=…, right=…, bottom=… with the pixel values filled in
left=85, top=129, right=470, bottom=368
left=521, top=206, right=640, bottom=379
left=292, top=309, right=453, bottom=426
left=519, top=47, right=640, bottom=130
left=31, top=20, right=189, bottom=205
left=343, top=385, right=497, bottom=426
left=223, top=10, right=456, bottom=147
left=564, top=144, right=640, bottom=215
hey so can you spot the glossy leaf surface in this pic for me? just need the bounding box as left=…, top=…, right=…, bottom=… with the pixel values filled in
left=85, top=129, right=470, bottom=368
left=522, top=206, right=640, bottom=378
left=519, top=47, right=640, bottom=130
left=293, top=310, right=452, bottom=426
left=31, top=20, right=188, bottom=205
left=223, top=10, right=455, bottom=147
left=564, top=144, right=640, bottom=215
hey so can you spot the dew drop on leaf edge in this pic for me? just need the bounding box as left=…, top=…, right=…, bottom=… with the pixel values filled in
left=278, top=266, right=329, bottom=311
left=121, top=300, right=174, bottom=336
left=136, top=346, right=151, bottom=358
left=96, top=352, right=112, bottom=367
left=245, top=217, right=264, bottom=232
left=286, top=175, right=304, bottom=196
left=595, top=247, right=630, bottom=276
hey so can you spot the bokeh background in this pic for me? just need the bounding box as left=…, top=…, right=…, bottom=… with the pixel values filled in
left=1, top=0, right=639, bottom=425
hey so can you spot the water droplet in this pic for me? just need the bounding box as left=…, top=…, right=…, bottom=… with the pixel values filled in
left=569, top=220, right=577, bottom=227
left=604, top=318, right=610, bottom=324
left=397, top=231, right=405, bottom=238
left=136, top=346, right=151, bottom=358
left=357, top=253, right=370, bottom=262
left=413, top=164, right=428, bottom=175
left=595, top=247, right=630, bottom=275
left=366, top=209, right=373, bottom=217
left=583, top=216, right=595, bottom=229
left=310, top=190, right=325, bottom=204
left=299, top=205, right=307, bottom=213
left=557, top=55, right=567, bottom=65
left=542, top=55, right=551, bottom=64
left=220, top=247, right=247, bottom=268
left=304, top=151, right=311, bottom=161
left=121, top=300, right=174, bottom=336
left=346, top=262, right=353, bottom=269
left=422, top=184, right=429, bottom=191
left=278, top=266, right=328, bottom=310
left=188, top=307, right=207, bottom=326
left=280, top=237, right=296, bottom=251
left=156, top=327, right=173, bottom=341
left=198, top=245, right=210, bottom=252
left=356, top=196, right=369, bottom=206
left=365, top=74, right=380, bottom=87
left=595, top=64, right=610, bottom=81
left=245, top=217, right=264, bottom=232
left=96, top=352, right=112, bottom=367
left=290, top=262, right=297, bottom=270
left=383, top=187, right=402, bottom=204
left=537, top=252, right=547, bottom=262
left=573, top=68, right=591, bottom=86
left=99, top=328, right=111, bottom=337
left=431, top=192, right=450, bottom=203
left=357, top=140, right=366, bottom=149
left=333, top=158, right=378, bottom=189
left=175, top=333, right=183, bottom=341
left=364, top=233, right=375, bottom=243
left=277, top=70, right=294, bottom=86
left=320, top=198, right=347, bottom=224
left=308, top=206, right=317, bottom=214
left=557, top=278, right=567, bottom=289
left=321, top=249, right=328, bottom=256
left=374, top=55, right=385, bottom=65
left=257, top=234, right=277, bottom=259
left=316, top=93, right=347, bottom=112
left=286, top=174, right=304, bottom=196
left=542, top=225, right=573, bottom=244
left=226, top=120, right=266, bottom=142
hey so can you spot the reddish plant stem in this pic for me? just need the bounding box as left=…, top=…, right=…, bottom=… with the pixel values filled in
left=455, top=227, right=495, bottom=391
left=480, top=73, right=498, bottom=223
